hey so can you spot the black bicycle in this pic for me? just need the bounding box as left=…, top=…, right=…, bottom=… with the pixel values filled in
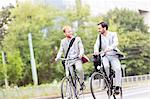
left=60, top=58, right=84, bottom=99
left=90, top=53, right=123, bottom=99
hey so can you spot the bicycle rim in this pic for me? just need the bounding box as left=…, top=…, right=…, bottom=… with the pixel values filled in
left=61, top=77, right=74, bottom=99
left=90, top=72, right=109, bottom=99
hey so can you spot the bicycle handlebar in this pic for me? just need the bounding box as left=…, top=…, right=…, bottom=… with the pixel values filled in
left=93, top=51, right=106, bottom=57
left=59, top=57, right=79, bottom=61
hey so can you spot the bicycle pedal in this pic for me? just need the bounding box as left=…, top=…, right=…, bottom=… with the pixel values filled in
left=113, top=91, right=120, bottom=95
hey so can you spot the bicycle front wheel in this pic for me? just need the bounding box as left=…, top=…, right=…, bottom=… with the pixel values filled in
left=61, top=77, right=74, bottom=99
left=90, top=72, right=109, bottom=99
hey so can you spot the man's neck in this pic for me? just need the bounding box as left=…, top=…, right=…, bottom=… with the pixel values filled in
left=66, top=35, right=74, bottom=40
left=102, top=31, right=108, bottom=36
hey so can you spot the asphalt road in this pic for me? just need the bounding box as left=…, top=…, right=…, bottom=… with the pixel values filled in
left=81, top=86, right=150, bottom=99
left=36, top=85, right=150, bottom=99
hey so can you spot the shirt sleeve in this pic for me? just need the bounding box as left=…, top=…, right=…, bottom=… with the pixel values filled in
left=56, top=40, right=64, bottom=59
left=94, top=35, right=100, bottom=53
left=107, top=32, right=119, bottom=50
left=78, top=37, right=84, bottom=56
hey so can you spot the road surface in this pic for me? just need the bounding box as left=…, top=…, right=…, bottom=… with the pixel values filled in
left=36, top=85, right=150, bottom=99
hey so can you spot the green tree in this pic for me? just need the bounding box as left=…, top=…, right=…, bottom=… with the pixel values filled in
left=103, top=8, right=148, bottom=33
left=120, top=32, right=150, bottom=75
left=3, top=2, right=62, bottom=85
left=0, top=5, right=14, bottom=48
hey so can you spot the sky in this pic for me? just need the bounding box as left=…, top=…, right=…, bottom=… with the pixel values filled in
left=0, top=0, right=17, bottom=8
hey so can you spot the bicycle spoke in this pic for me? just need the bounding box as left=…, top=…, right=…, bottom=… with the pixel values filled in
left=61, top=77, right=74, bottom=99
left=90, top=72, right=109, bottom=99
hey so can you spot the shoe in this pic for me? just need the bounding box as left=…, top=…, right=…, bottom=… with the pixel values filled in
left=114, top=86, right=120, bottom=95
left=80, top=82, right=86, bottom=90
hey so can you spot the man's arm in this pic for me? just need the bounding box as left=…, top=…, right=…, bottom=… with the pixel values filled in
left=78, top=37, right=84, bottom=58
left=55, top=40, right=64, bottom=61
left=94, top=35, right=100, bottom=53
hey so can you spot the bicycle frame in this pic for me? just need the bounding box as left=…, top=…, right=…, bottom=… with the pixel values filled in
left=60, top=58, right=82, bottom=99
left=91, top=53, right=122, bottom=99
left=101, top=59, right=115, bottom=87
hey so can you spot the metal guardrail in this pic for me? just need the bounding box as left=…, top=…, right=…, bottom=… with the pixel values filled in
left=121, top=74, right=150, bottom=88
left=122, top=74, right=150, bottom=83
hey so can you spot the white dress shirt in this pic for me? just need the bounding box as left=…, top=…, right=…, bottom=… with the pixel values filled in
left=67, top=38, right=78, bottom=59
left=94, top=31, right=119, bottom=55
left=56, top=36, right=84, bottom=60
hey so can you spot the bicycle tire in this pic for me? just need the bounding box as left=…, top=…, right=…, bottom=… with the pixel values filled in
left=61, top=77, right=74, bottom=99
left=90, top=72, right=110, bottom=99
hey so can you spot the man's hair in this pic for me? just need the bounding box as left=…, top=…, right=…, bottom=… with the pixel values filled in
left=62, top=25, right=71, bottom=33
left=97, top=22, right=108, bottom=30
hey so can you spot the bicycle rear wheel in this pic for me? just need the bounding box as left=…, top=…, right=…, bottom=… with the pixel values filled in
left=61, top=77, right=74, bottom=99
left=90, top=72, right=109, bottom=99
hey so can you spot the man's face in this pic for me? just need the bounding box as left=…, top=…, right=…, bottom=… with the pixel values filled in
left=64, top=28, right=73, bottom=38
left=98, top=25, right=105, bottom=34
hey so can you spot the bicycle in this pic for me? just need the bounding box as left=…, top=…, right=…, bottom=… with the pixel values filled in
left=90, top=52, right=123, bottom=99
left=60, top=58, right=84, bottom=99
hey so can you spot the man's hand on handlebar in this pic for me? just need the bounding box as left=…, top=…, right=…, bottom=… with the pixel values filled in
left=94, top=48, right=112, bottom=55
left=55, top=58, right=59, bottom=62
left=93, top=51, right=105, bottom=55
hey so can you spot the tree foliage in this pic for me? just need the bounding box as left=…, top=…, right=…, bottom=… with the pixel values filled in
left=103, top=8, right=149, bottom=33
left=0, top=5, right=14, bottom=48
left=2, top=2, right=62, bottom=85
left=120, top=32, right=150, bottom=75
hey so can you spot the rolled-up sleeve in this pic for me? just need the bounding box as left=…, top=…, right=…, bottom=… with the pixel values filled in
left=78, top=37, right=84, bottom=56
left=94, top=35, right=100, bottom=53
left=56, top=40, right=64, bottom=59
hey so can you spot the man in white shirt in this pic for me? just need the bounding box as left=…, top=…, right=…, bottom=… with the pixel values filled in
left=55, top=25, right=85, bottom=90
left=94, top=22, right=122, bottom=95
